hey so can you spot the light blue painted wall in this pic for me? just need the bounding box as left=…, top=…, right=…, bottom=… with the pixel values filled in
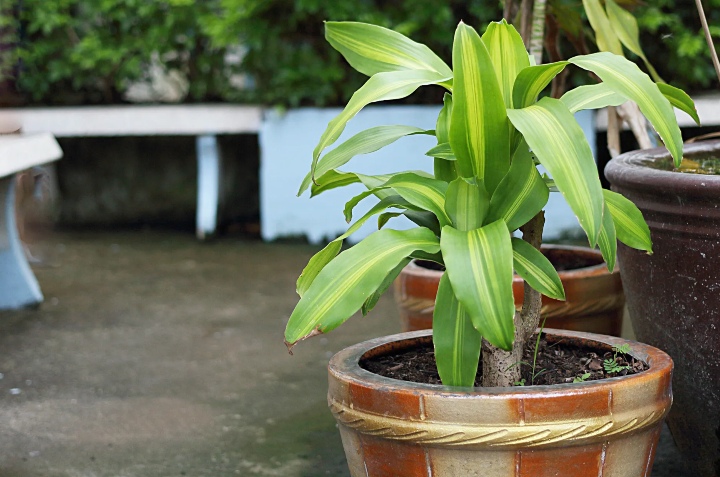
left=260, top=106, right=595, bottom=244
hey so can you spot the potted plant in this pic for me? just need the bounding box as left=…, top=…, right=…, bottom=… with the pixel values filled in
left=285, top=18, right=690, bottom=475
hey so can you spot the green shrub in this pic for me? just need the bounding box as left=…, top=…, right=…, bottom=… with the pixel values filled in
left=636, top=0, right=720, bottom=93
left=13, top=0, right=234, bottom=105
left=3, top=0, right=718, bottom=106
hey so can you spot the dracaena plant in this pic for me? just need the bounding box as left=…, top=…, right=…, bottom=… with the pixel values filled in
left=284, top=19, right=696, bottom=387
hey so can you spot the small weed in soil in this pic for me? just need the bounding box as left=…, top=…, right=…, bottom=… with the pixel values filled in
left=360, top=334, right=648, bottom=387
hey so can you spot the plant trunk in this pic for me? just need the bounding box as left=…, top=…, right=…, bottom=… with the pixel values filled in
left=482, top=213, right=545, bottom=387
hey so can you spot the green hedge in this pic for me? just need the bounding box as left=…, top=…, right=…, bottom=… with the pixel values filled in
left=2, top=0, right=718, bottom=107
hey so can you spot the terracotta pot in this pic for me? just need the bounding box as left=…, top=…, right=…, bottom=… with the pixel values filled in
left=605, top=140, right=720, bottom=477
left=394, top=245, right=624, bottom=335
left=329, top=329, right=672, bottom=477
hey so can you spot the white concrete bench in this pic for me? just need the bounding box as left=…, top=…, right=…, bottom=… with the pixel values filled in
left=3, top=105, right=263, bottom=239
left=0, top=133, right=62, bottom=309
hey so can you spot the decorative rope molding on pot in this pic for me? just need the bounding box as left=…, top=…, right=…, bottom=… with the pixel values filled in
left=396, top=294, right=625, bottom=320
left=329, top=397, right=667, bottom=449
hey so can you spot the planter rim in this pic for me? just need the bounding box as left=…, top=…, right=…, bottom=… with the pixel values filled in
left=329, top=328, right=672, bottom=396
left=605, top=140, right=720, bottom=196
left=407, top=244, right=613, bottom=280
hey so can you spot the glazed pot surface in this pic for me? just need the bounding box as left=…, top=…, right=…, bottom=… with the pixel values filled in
left=394, top=245, right=624, bottom=335
left=328, top=329, right=673, bottom=477
left=606, top=140, right=720, bottom=477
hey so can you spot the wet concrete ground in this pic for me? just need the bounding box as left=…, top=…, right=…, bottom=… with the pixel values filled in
left=0, top=230, right=692, bottom=476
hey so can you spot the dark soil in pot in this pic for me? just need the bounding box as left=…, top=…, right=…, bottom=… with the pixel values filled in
left=361, top=332, right=648, bottom=387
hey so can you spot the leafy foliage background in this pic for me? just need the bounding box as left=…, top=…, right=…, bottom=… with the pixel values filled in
left=0, top=0, right=717, bottom=107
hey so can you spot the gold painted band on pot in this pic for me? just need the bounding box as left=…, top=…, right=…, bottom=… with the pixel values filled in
left=329, top=397, right=668, bottom=449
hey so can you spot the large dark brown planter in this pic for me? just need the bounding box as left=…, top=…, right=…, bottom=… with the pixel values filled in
left=394, top=245, right=624, bottom=335
left=605, top=140, right=720, bottom=477
left=329, top=329, right=672, bottom=477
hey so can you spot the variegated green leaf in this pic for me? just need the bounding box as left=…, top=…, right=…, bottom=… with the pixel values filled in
left=435, top=94, right=458, bottom=182
left=560, top=83, right=627, bottom=114
left=296, top=194, right=417, bottom=296
left=511, top=237, right=565, bottom=300
left=312, top=70, right=451, bottom=179
left=508, top=98, right=604, bottom=246
left=425, top=143, right=456, bottom=160
left=362, top=258, right=411, bottom=316
left=436, top=93, right=453, bottom=143
left=480, top=20, right=531, bottom=109
left=296, top=241, right=343, bottom=297
left=598, top=202, right=617, bottom=272
left=325, top=21, right=453, bottom=78
left=658, top=83, right=700, bottom=125
left=441, top=221, right=515, bottom=350
left=512, top=62, right=568, bottom=109
left=603, top=189, right=652, bottom=252
left=569, top=52, right=683, bottom=166
left=583, top=0, right=623, bottom=55
left=344, top=173, right=451, bottom=226
left=310, top=170, right=362, bottom=197
left=299, top=125, right=429, bottom=195
left=449, top=22, right=510, bottom=194
left=444, top=178, right=489, bottom=231
left=605, top=0, right=662, bottom=82
left=486, top=141, right=549, bottom=231
left=285, top=227, right=440, bottom=346
left=378, top=212, right=402, bottom=230
left=433, top=273, right=482, bottom=386
left=404, top=210, right=442, bottom=236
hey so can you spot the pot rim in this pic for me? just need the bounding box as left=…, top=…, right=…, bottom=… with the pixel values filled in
left=605, top=139, right=720, bottom=196
left=329, top=328, right=672, bottom=397
left=406, top=244, right=613, bottom=280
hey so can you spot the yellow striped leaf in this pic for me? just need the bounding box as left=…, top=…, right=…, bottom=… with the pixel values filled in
left=511, top=238, right=565, bottom=300
left=434, top=94, right=457, bottom=182
left=449, top=22, right=510, bottom=194
left=605, top=0, right=663, bottom=82
left=425, top=143, right=456, bottom=161
left=311, top=70, right=451, bottom=180
left=598, top=202, right=617, bottom=272
left=480, top=20, right=530, bottom=109
left=285, top=227, right=441, bottom=346
left=486, top=141, right=549, bottom=231
left=507, top=98, right=604, bottom=246
left=583, top=0, right=623, bottom=55
left=569, top=53, right=683, bottom=166
left=603, top=189, right=652, bottom=253
left=560, top=83, right=627, bottom=114
left=512, top=62, right=568, bottom=109
left=440, top=221, right=515, bottom=351
left=444, top=178, right=489, bottom=231
left=344, top=173, right=451, bottom=227
left=296, top=194, right=417, bottom=296
left=325, top=22, right=453, bottom=78
left=433, top=273, right=482, bottom=387
left=299, top=125, right=429, bottom=196
left=658, top=83, right=700, bottom=126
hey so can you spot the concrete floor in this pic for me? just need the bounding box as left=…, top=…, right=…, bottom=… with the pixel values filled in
left=0, top=230, right=692, bottom=476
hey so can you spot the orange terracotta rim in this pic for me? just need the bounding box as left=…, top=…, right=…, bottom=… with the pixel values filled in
left=331, top=328, right=671, bottom=397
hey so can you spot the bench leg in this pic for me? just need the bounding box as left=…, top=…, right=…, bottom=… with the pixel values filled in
left=0, top=175, right=43, bottom=309
left=195, top=135, right=221, bottom=240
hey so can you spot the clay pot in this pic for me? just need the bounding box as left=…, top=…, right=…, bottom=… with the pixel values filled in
left=328, top=329, right=672, bottom=477
left=394, top=245, right=624, bottom=335
left=605, top=140, right=720, bottom=477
